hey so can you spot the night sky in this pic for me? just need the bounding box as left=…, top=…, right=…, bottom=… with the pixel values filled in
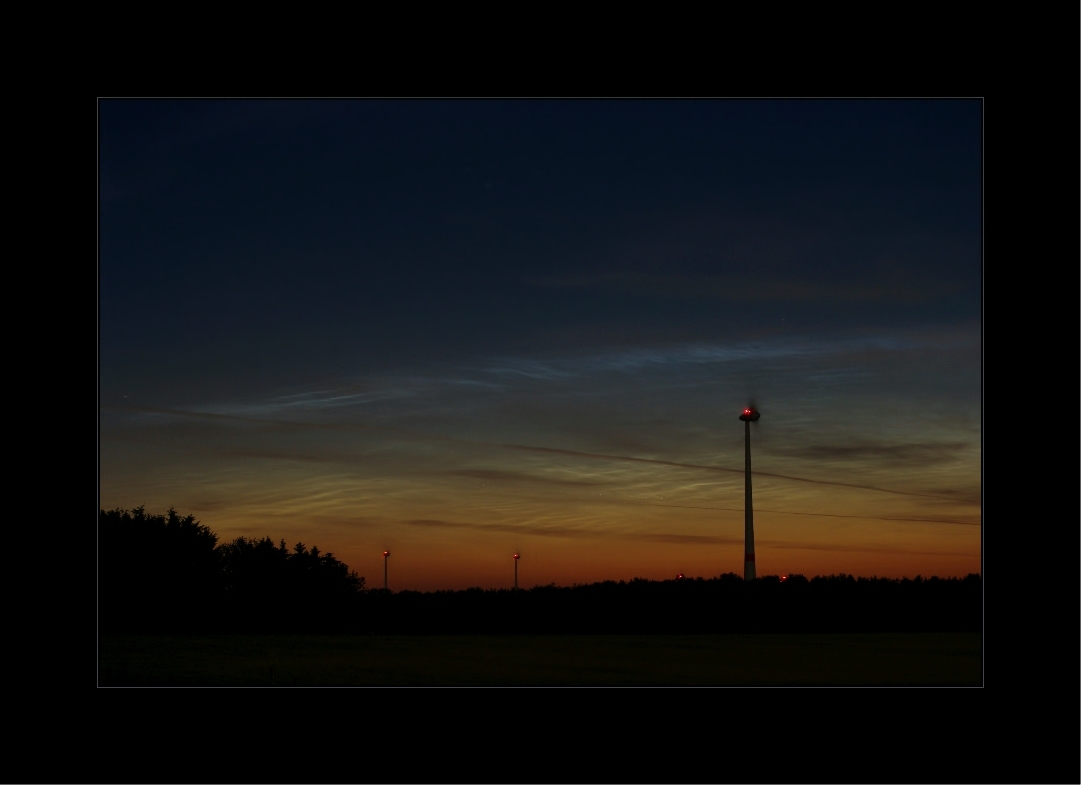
left=99, top=100, right=982, bottom=590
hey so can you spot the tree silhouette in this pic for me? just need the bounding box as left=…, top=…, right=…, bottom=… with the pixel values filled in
left=99, top=508, right=364, bottom=633
left=99, top=506, right=221, bottom=632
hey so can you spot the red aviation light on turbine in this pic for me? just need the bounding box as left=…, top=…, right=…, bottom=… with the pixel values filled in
left=739, top=407, right=761, bottom=422
left=513, top=553, right=520, bottom=560
left=383, top=551, right=389, bottom=558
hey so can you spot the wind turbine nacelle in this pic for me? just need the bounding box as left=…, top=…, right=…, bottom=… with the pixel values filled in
left=739, top=408, right=761, bottom=422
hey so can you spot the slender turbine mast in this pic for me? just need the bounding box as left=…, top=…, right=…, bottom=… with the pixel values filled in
left=739, top=407, right=761, bottom=580
left=383, top=550, right=390, bottom=591
left=513, top=552, right=520, bottom=589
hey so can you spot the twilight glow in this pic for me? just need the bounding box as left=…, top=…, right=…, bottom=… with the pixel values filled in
left=99, top=100, right=981, bottom=590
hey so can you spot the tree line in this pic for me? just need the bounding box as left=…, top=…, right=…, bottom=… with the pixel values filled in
left=99, top=507, right=981, bottom=634
left=99, top=507, right=364, bottom=633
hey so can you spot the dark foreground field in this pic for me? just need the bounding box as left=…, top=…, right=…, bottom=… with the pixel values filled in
left=99, top=633, right=981, bottom=686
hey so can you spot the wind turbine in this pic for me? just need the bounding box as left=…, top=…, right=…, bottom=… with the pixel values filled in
left=513, top=552, right=520, bottom=589
left=382, top=550, right=390, bottom=591
left=739, top=404, right=761, bottom=580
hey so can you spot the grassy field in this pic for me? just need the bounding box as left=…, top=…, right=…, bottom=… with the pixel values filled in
left=99, top=632, right=981, bottom=686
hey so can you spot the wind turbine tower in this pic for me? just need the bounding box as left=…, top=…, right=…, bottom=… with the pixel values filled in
left=383, top=550, right=390, bottom=591
left=513, top=552, right=520, bottom=589
left=739, top=406, right=761, bottom=580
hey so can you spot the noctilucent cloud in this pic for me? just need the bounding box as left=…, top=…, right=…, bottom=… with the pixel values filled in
left=100, top=99, right=982, bottom=589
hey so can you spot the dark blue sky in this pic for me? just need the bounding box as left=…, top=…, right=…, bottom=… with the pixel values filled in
left=100, top=99, right=980, bottom=405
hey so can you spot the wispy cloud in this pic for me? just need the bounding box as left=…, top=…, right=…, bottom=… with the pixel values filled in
left=641, top=503, right=981, bottom=526
left=765, top=441, right=972, bottom=467
left=496, top=443, right=959, bottom=500
left=760, top=540, right=972, bottom=558
left=445, top=469, right=610, bottom=487
left=103, top=404, right=965, bottom=501
left=525, top=270, right=964, bottom=304
left=397, top=518, right=965, bottom=556
left=400, top=518, right=740, bottom=545
left=632, top=533, right=741, bottom=545
left=479, top=334, right=929, bottom=380
left=401, top=518, right=591, bottom=539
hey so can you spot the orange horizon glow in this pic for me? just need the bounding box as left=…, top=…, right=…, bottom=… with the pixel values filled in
left=100, top=443, right=981, bottom=590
